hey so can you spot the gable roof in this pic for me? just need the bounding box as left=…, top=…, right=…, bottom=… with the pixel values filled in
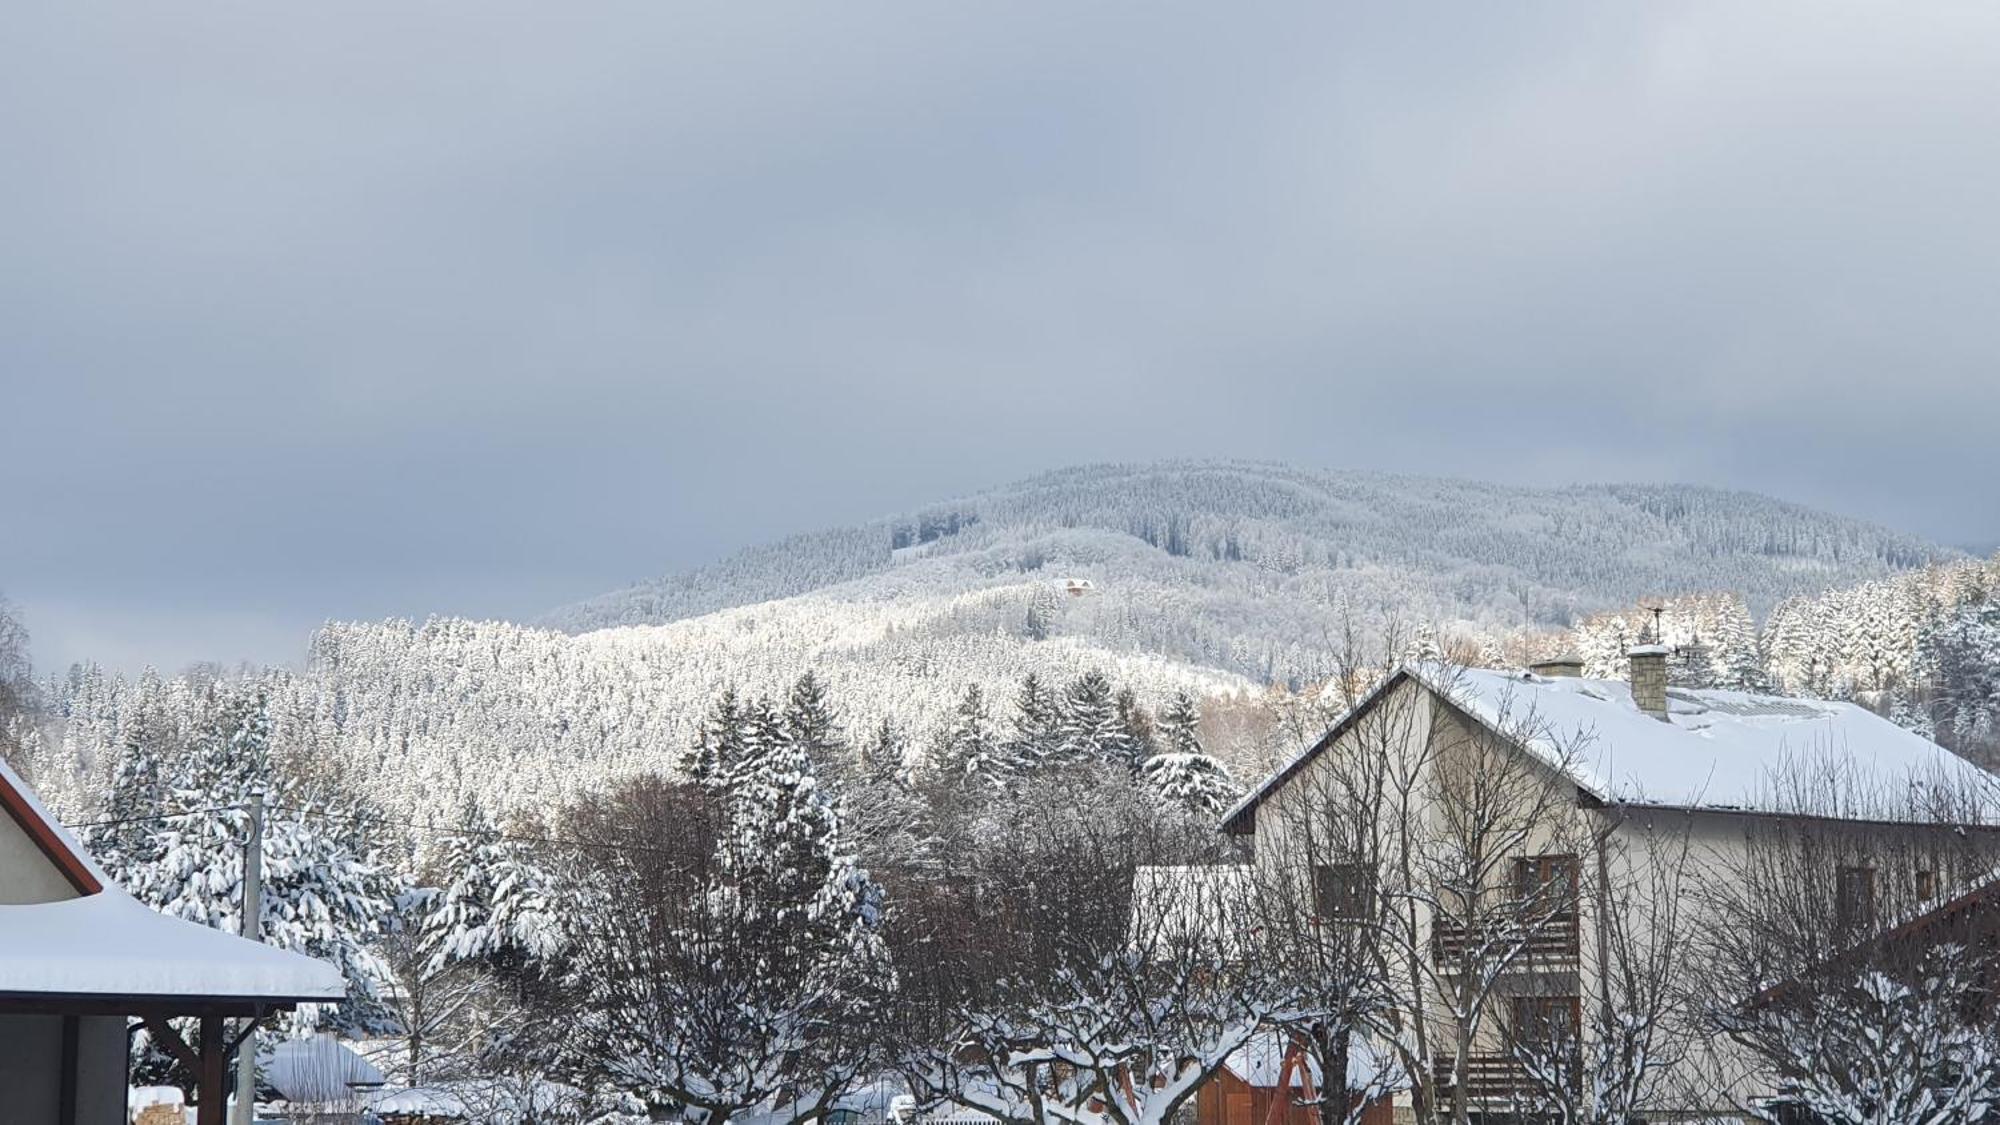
left=0, top=756, right=103, bottom=895
left=1223, top=663, right=1999, bottom=833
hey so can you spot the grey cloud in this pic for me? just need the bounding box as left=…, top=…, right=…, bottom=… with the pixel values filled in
left=4, top=1, right=1997, bottom=672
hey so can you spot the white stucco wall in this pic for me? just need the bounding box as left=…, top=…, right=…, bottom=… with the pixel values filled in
left=0, top=809, right=84, bottom=904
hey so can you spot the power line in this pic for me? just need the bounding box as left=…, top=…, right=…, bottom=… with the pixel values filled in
left=68, top=800, right=707, bottom=860
left=59, top=805, right=246, bottom=831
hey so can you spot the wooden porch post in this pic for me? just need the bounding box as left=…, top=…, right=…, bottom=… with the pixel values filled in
left=58, top=1015, right=79, bottom=1125
left=197, top=1014, right=227, bottom=1125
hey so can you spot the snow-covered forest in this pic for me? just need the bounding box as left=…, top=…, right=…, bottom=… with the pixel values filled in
left=19, top=462, right=1977, bottom=827
left=547, top=462, right=1952, bottom=673
left=2, top=462, right=1998, bottom=1123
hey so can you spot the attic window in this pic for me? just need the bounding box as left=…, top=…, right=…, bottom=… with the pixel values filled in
left=1916, top=869, right=1937, bottom=901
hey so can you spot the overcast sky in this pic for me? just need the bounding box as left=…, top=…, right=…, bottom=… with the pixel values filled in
left=5, top=2, right=1999, bottom=674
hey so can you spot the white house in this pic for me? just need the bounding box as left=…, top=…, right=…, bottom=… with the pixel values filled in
left=1222, top=649, right=2000, bottom=1119
left=0, top=756, right=343, bottom=1125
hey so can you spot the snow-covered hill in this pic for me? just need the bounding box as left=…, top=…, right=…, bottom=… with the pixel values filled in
left=36, top=462, right=1958, bottom=825
left=546, top=461, right=1953, bottom=681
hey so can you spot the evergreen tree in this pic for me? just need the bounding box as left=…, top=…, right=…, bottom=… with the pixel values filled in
left=571, top=693, right=893, bottom=1121
left=1056, top=671, right=1126, bottom=768
left=1140, top=692, right=1240, bottom=817
left=932, top=683, right=1004, bottom=792
left=1911, top=594, right=2000, bottom=756
left=1006, top=673, right=1062, bottom=771
left=1156, top=690, right=1201, bottom=757
left=1114, top=686, right=1156, bottom=769
left=100, top=683, right=405, bottom=1037
left=422, top=797, right=564, bottom=977
left=686, top=688, right=748, bottom=791
left=1669, top=632, right=1717, bottom=690
left=859, top=716, right=909, bottom=787
left=784, top=671, right=849, bottom=781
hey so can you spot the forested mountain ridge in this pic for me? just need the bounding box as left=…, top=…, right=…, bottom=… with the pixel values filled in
left=546, top=460, right=1953, bottom=644
left=24, top=462, right=1969, bottom=830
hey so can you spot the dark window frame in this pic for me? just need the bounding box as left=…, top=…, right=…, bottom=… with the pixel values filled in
left=1511, top=854, right=1580, bottom=914
left=1508, top=993, right=1582, bottom=1052
left=1313, top=861, right=1377, bottom=921
left=1836, top=865, right=1876, bottom=930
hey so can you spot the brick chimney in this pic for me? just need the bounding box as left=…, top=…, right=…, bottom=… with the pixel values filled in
left=1628, top=644, right=1670, bottom=721
left=1529, top=655, right=1585, bottom=679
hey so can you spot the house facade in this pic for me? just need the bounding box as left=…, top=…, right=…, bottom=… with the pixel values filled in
left=0, top=758, right=343, bottom=1125
left=1222, top=650, right=2000, bottom=1121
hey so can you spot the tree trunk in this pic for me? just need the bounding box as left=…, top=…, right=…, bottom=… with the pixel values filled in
left=1317, top=1024, right=1353, bottom=1125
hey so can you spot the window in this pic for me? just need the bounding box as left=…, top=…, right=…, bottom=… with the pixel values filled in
left=1916, top=869, right=1938, bottom=901
left=1836, top=866, right=1876, bottom=929
left=1509, top=995, right=1581, bottom=1051
left=1512, top=854, right=1579, bottom=912
left=1314, top=862, right=1375, bottom=920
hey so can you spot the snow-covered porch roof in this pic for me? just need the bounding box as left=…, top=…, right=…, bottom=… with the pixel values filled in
left=0, top=756, right=344, bottom=1015
left=0, top=890, right=347, bottom=1012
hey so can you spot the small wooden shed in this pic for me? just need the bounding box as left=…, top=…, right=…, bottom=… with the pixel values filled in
left=1193, top=1035, right=1396, bottom=1125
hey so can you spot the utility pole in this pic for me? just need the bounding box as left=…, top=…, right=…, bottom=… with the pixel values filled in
left=231, top=790, right=265, bottom=1125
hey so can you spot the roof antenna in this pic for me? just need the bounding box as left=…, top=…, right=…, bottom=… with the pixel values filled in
left=1640, top=602, right=1665, bottom=646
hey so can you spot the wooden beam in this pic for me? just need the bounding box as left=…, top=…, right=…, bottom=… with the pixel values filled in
left=143, top=1016, right=199, bottom=1073
left=0, top=993, right=300, bottom=1018
left=197, top=1014, right=226, bottom=1125
left=58, top=1015, right=78, bottom=1125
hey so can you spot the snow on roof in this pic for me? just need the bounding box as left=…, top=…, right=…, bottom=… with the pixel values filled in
left=0, top=754, right=345, bottom=1004
left=1424, top=664, right=1998, bottom=816
left=1223, top=1032, right=1405, bottom=1093
left=0, top=889, right=347, bottom=1002
left=260, top=1034, right=386, bottom=1101
left=366, top=1079, right=583, bottom=1119
left=1225, top=663, right=1999, bottom=829
left=0, top=753, right=108, bottom=894
left=1130, top=864, right=1256, bottom=955
left=129, top=1086, right=185, bottom=1108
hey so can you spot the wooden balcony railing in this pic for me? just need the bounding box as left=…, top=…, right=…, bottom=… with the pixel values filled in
left=1431, top=1053, right=1578, bottom=1103
left=1431, top=909, right=1580, bottom=963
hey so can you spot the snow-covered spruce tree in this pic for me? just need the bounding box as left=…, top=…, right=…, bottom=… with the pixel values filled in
left=929, top=683, right=1006, bottom=794
left=1005, top=672, right=1062, bottom=773
left=846, top=717, right=939, bottom=872
left=1724, top=946, right=2000, bottom=1125
left=96, top=683, right=404, bottom=1038
left=784, top=670, right=851, bottom=782
left=422, top=796, right=565, bottom=978
left=1056, top=670, right=1133, bottom=769
left=684, top=687, right=757, bottom=792
left=1908, top=592, right=2000, bottom=760
left=1140, top=692, right=1240, bottom=818
left=567, top=693, right=894, bottom=1123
